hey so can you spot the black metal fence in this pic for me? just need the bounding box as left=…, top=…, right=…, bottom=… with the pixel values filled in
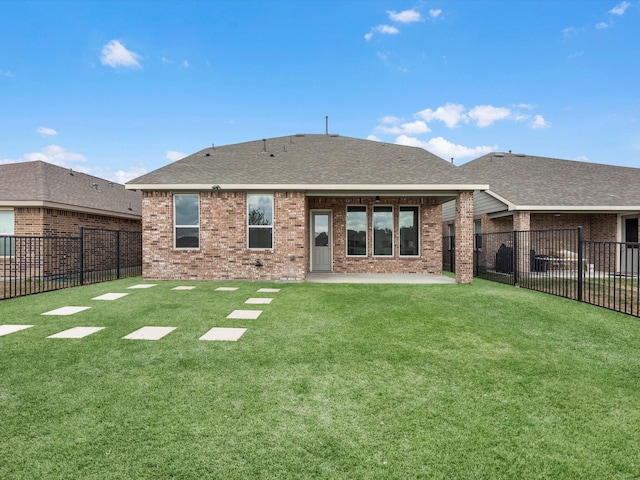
left=1, top=228, right=142, bottom=300
left=444, top=227, right=640, bottom=318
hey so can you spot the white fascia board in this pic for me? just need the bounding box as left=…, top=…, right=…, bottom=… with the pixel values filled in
left=125, top=183, right=490, bottom=192
left=513, top=205, right=640, bottom=213
left=483, top=190, right=515, bottom=210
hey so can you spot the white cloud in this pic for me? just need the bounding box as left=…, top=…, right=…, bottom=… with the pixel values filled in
left=1, top=145, right=87, bottom=167
left=100, top=40, right=142, bottom=69
left=416, top=103, right=468, bottom=128
left=376, top=120, right=430, bottom=135
left=531, top=115, right=550, bottom=129
left=37, top=126, right=58, bottom=137
left=162, top=56, right=172, bottom=64
left=113, top=166, right=147, bottom=183
left=395, top=135, right=496, bottom=160
left=575, top=155, right=589, bottom=162
left=365, top=24, right=400, bottom=40
left=387, top=9, right=422, bottom=23
left=514, top=103, right=535, bottom=110
left=379, top=115, right=403, bottom=124
left=182, top=60, right=190, bottom=68
left=0, top=69, right=15, bottom=78
left=429, top=9, right=443, bottom=18
left=610, top=1, right=630, bottom=15
left=468, top=105, right=512, bottom=127
left=367, top=134, right=382, bottom=142
left=376, top=25, right=399, bottom=35
left=167, top=150, right=187, bottom=161
left=596, top=21, right=611, bottom=29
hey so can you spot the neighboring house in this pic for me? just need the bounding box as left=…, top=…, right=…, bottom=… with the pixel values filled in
left=126, top=134, right=487, bottom=283
left=0, top=161, right=142, bottom=241
left=442, top=152, right=640, bottom=273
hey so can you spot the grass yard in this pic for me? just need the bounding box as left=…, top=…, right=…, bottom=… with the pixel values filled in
left=1, top=277, right=639, bottom=479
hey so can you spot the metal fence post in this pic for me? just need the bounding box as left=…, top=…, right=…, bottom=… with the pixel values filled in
left=79, top=227, right=84, bottom=286
left=513, top=230, right=519, bottom=285
left=116, top=230, right=121, bottom=279
left=577, top=226, right=583, bottom=303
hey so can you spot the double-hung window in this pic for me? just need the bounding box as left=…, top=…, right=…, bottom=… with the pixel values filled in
left=174, top=194, right=199, bottom=249
left=399, top=206, right=419, bottom=256
left=373, top=206, right=393, bottom=256
left=248, top=194, right=273, bottom=249
left=346, top=206, right=367, bottom=256
left=0, top=209, right=15, bottom=257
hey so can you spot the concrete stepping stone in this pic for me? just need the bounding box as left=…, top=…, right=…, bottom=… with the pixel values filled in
left=127, top=284, right=157, bottom=289
left=227, top=310, right=262, bottom=320
left=0, top=325, right=33, bottom=337
left=257, top=288, right=280, bottom=293
left=92, top=293, right=129, bottom=301
left=47, top=327, right=105, bottom=339
left=42, top=306, right=91, bottom=316
left=172, top=286, right=195, bottom=290
left=245, top=297, right=273, bottom=304
left=123, top=326, right=176, bottom=340
left=216, top=287, right=238, bottom=291
left=200, top=327, right=247, bottom=342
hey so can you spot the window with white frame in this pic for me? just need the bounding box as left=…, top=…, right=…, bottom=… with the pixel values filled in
left=346, top=205, right=367, bottom=256
left=373, top=205, right=393, bottom=256
left=174, top=194, right=199, bottom=249
left=399, top=206, right=419, bottom=256
left=0, top=209, right=15, bottom=257
left=248, top=194, right=273, bottom=249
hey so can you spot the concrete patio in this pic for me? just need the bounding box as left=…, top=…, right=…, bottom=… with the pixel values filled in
left=305, top=273, right=457, bottom=284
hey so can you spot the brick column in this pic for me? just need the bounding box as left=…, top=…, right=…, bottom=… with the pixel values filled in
left=513, top=211, right=531, bottom=279
left=454, top=191, right=474, bottom=284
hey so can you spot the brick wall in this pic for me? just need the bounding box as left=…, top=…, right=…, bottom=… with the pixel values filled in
left=141, top=192, right=449, bottom=281
left=307, top=196, right=443, bottom=275
left=14, top=207, right=141, bottom=236
left=142, top=191, right=308, bottom=281
left=474, top=212, right=618, bottom=241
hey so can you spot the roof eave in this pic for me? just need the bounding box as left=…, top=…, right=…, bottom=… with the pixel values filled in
left=126, top=183, right=490, bottom=192
left=0, top=200, right=141, bottom=219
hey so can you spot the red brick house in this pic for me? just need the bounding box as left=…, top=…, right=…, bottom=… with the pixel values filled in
left=0, top=161, right=142, bottom=240
left=442, top=152, right=640, bottom=273
left=126, top=134, right=487, bottom=283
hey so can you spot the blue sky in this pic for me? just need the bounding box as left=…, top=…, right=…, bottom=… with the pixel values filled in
left=1, top=0, right=638, bottom=183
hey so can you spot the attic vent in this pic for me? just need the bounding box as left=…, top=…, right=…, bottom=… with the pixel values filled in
left=493, top=153, right=505, bottom=158
left=294, top=134, right=305, bottom=137
left=205, top=153, right=210, bottom=157
left=329, top=134, right=339, bottom=138
left=515, top=153, right=527, bottom=157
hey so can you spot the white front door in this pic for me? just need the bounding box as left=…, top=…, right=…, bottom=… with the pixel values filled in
left=312, top=211, right=332, bottom=272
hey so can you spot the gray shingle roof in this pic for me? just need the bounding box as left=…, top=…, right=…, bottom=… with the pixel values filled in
left=461, top=153, right=640, bottom=209
left=0, top=161, right=142, bottom=217
left=127, top=134, right=482, bottom=188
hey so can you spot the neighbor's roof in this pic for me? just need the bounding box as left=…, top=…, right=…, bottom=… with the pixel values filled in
left=126, top=134, right=487, bottom=194
left=0, top=161, right=142, bottom=219
left=460, top=152, right=640, bottom=212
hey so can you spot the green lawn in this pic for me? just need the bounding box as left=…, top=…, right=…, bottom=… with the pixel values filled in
left=1, top=278, right=639, bottom=479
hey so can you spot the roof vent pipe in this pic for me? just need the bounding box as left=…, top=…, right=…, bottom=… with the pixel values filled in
left=262, top=139, right=266, bottom=152
left=325, top=116, right=328, bottom=135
